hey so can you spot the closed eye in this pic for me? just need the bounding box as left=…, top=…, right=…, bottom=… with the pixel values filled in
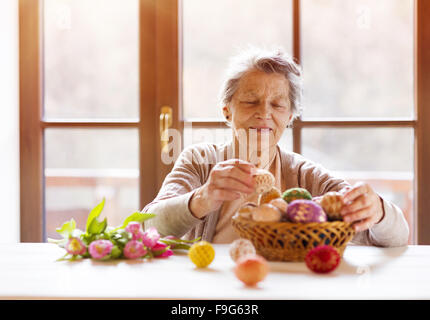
left=272, top=103, right=286, bottom=108
left=240, top=101, right=258, bottom=105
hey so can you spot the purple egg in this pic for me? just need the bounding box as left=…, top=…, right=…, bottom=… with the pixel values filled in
left=286, top=200, right=327, bottom=223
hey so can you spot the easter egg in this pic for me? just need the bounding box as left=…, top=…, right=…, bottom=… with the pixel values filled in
left=282, top=187, right=312, bottom=203
left=188, top=241, right=215, bottom=268
left=252, top=169, right=275, bottom=194
left=286, top=199, right=327, bottom=223
left=234, top=254, right=269, bottom=286
left=269, top=197, right=288, bottom=214
left=258, top=186, right=281, bottom=205
left=305, top=245, right=340, bottom=274
left=235, top=203, right=256, bottom=219
left=252, top=203, right=282, bottom=222
left=319, top=191, right=344, bottom=221
left=229, top=239, right=256, bottom=262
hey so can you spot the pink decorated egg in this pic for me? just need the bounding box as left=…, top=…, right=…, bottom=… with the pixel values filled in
left=286, top=199, right=327, bottom=223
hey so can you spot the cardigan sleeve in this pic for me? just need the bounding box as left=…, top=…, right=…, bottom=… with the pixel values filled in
left=141, top=145, right=208, bottom=237
left=292, top=153, right=409, bottom=247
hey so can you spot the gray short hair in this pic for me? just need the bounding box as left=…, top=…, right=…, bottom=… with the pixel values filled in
left=219, top=47, right=303, bottom=120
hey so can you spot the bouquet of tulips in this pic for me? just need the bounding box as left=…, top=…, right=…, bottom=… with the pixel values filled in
left=48, top=198, right=199, bottom=261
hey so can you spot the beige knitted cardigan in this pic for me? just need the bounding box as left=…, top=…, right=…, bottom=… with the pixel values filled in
left=142, top=142, right=409, bottom=247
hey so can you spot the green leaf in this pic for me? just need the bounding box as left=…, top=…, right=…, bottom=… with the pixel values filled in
left=158, top=236, right=201, bottom=250
left=179, top=237, right=201, bottom=243
left=56, top=252, right=71, bottom=262
left=87, top=217, right=107, bottom=235
left=111, top=212, right=156, bottom=232
left=55, top=218, right=76, bottom=239
left=85, top=198, right=106, bottom=235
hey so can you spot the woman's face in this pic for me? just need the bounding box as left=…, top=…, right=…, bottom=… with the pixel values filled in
left=226, top=69, right=293, bottom=152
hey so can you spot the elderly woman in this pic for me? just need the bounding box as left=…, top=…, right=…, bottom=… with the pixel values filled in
left=143, top=48, right=409, bottom=247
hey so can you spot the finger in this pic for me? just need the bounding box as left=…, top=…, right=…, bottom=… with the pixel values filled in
left=219, top=159, right=255, bottom=174
left=352, top=217, right=374, bottom=232
left=341, top=194, right=372, bottom=216
left=339, top=185, right=352, bottom=195
left=213, top=177, right=255, bottom=194
left=212, top=189, right=241, bottom=202
left=215, top=165, right=255, bottom=188
left=342, top=182, right=369, bottom=204
left=342, top=206, right=373, bottom=224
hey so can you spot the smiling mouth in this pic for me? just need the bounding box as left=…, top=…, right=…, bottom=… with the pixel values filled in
left=249, top=127, right=273, bottom=132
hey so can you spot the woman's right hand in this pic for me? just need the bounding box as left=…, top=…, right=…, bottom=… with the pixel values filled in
left=189, top=159, right=256, bottom=219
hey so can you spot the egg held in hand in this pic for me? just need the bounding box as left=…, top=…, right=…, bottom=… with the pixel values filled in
left=286, top=199, right=327, bottom=223
left=319, top=191, right=344, bottom=221
left=234, top=254, right=269, bottom=286
left=229, top=238, right=256, bottom=262
left=252, top=169, right=275, bottom=194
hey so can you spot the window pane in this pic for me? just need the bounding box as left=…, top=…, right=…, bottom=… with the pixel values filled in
left=302, top=128, right=414, bottom=243
left=182, top=0, right=293, bottom=120
left=43, top=0, right=139, bottom=120
left=44, top=129, right=139, bottom=241
left=302, top=0, right=413, bottom=119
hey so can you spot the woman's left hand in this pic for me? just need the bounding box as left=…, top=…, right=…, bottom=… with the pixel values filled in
left=340, top=182, right=385, bottom=232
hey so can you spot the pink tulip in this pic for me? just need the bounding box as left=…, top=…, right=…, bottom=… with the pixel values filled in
left=65, top=237, right=86, bottom=256
left=88, top=240, right=113, bottom=259
left=141, top=227, right=160, bottom=249
left=125, top=221, right=142, bottom=236
left=124, top=240, right=147, bottom=259
left=152, top=242, right=173, bottom=258
left=159, top=249, right=173, bottom=258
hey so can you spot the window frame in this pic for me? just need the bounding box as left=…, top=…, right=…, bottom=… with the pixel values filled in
left=19, top=0, right=430, bottom=244
left=18, top=0, right=178, bottom=242
left=180, top=0, right=427, bottom=244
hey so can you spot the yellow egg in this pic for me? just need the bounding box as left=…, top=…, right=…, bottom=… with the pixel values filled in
left=188, top=241, right=215, bottom=268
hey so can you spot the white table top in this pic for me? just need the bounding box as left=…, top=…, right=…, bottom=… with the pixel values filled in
left=0, top=243, right=429, bottom=300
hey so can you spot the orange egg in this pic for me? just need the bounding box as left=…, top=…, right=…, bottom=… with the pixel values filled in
left=234, top=254, right=269, bottom=286
left=258, top=186, right=281, bottom=205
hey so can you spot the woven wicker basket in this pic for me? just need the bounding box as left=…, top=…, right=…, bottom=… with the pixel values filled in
left=231, top=216, right=355, bottom=262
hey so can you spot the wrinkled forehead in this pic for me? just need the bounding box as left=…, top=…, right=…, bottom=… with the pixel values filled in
left=235, top=70, right=290, bottom=99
